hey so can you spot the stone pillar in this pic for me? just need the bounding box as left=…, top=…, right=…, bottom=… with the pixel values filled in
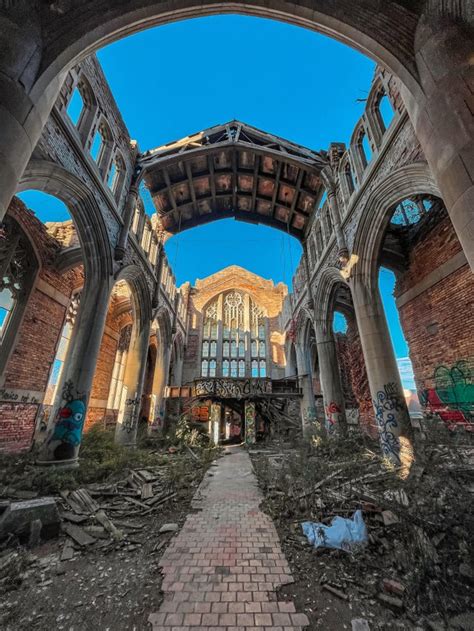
left=148, top=344, right=172, bottom=434
left=296, top=344, right=318, bottom=437
left=351, top=275, right=414, bottom=466
left=321, top=166, right=348, bottom=260
left=402, top=15, right=474, bottom=270
left=210, top=402, right=221, bottom=446
left=115, top=317, right=151, bottom=447
left=315, top=323, right=347, bottom=435
left=244, top=401, right=256, bottom=445
left=114, top=184, right=139, bottom=261
left=37, top=277, right=112, bottom=465
left=327, top=189, right=348, bottom=259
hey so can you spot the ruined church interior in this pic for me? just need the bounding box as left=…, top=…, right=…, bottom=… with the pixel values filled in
left=0, top=2, right=473, bottom=630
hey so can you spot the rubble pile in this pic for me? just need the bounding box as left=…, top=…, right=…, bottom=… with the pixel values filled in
left=251, top=431, right=474, bottom=630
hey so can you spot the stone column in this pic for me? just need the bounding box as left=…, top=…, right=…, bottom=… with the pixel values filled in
left=314, top=323, right=347, bottom=435
left=0, top=7, right=63, bottom=221
left=210, top=402, right=221, bottom=446
left=351, top=275, right=414, bottom=466
left=114, top=183, right=139, bottom=261
left=148, top=344, right=172, bottom=434
left=244, top=401, right=256, bottom=445
left=37, top=277, right=112, bottom=466
left=115, top=317, right=151, bottom=447
left=402, top=15, right=474, bottom=270
left=296, top=344, right=318, bottom=438
left=321, top=167, right=348, bottom=260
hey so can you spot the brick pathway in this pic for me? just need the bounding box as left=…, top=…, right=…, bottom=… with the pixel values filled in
left=148, top=447, right=309, bottom=630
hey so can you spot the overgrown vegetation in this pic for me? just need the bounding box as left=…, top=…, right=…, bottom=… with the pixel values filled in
left=0, top=424, right=219, bottom=496
left=252, top=427, right=474, bottom=626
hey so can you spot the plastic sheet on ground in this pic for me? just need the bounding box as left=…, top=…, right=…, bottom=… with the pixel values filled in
left=301, top=509, right=368, bottom=552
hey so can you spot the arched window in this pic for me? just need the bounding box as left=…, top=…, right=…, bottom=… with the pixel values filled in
left=0, top=216, right=38, bottom=375
left=43, top=291, right=81, bottom=410
left=89, top=119, right=113, bottom=177
left=67, top=88, right=84, bottom=125
left=200, top=290, right=268, bottom=378
left=108, top=153, right=126, bottom=202
left=377, top=92, right=395, bottom=132
left=107, top=324, right=132, bottom=411
left=251, top=302, right=267, bottom=377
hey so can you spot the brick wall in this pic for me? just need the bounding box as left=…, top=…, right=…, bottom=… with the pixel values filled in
left=0, top=199, right=83, bottom=452
left=86, top=298, right=133, bottom=430
left=336, top=319, right=376, bottom=437
left=395, top=213, right=474, bottom=428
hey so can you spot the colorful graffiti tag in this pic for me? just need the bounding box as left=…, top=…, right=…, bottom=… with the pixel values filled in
left=46, top=380, right=86, bottom=461
left=421, top=361, right=474, bottom=429
left=325, top=401, right=342, bottom=434
left=245, top=401, right=256, bottom=445
left=372, top=382, right=404, bottom=464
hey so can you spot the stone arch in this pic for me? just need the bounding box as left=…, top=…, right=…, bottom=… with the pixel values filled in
left=313, top=266, right=349, bottom=335
left=18, top=160, right=114, bottom=284
left=350, top=162, right=441, bottom=291
left=115, top=264, right=153, bottom=330
left=33, top=1, right=429, bottom=104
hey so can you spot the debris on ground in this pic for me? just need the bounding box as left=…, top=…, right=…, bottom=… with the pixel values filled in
left=0, top=426, right=219, bottom=630
left=250, top=426, right=474, bottom=630
left=302, top=508, right=367, bottom=552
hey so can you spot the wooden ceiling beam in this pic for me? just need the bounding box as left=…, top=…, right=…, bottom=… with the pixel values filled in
left=270, top=161, right=283, bottom=219
left=185, top=161, right=198, bottom=215
left=251, top=155, right=260, bottom=214
left=288, top=168, right=305, bottom=227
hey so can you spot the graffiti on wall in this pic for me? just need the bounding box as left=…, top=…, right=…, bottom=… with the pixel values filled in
left=194, top=378, right=272, bottom=399
left=420, top=361, right=474, bottom=429
left=325, top=402, right=343, bottom=434
left=372, top=382, right=404, bottom=464
left=49, top=380, right=86, bottom=461
left=245, top=401, right=256, bottom=445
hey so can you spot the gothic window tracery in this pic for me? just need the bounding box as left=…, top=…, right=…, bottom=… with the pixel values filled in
left=0, top=217, right=38, bottom=373
left=200, top=291, right=268, bottom=378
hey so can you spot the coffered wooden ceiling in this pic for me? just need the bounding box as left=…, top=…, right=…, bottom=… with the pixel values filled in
left=138, top=121, right=327, bottom=240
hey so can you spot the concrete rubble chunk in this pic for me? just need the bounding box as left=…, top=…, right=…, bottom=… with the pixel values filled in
left=352, top=619, right=371, bottom=631
left=0, top=497, right=60, bottom=543
left=158, top=523, right=179, bottom=533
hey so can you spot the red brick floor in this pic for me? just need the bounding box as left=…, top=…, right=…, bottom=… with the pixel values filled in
left=148, top=447, right=309, bottom=630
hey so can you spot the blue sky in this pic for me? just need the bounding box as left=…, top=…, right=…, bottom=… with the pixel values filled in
left=17, top=15, right=414, bottom=385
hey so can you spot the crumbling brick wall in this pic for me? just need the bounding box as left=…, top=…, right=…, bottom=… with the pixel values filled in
left=335, top=320, right=376, bottom=437
left=0, top=198, right=83, bottom=452
left=395, top=211, right=474, bottom=428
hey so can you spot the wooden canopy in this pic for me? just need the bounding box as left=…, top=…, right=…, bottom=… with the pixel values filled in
left=139, top=121, right=327, bottom=240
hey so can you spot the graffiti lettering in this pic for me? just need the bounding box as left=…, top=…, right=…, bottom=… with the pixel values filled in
left=420, top=361, right=473, bottom=430
left=0, top=388, right=40, bottom=404
left=245, top=401, right=256, bottom=445
left=194, top=378, right=272, bottom=399
left=325, top=401, right=342, bottom=434
left=372, top=382, right=404, bottom=464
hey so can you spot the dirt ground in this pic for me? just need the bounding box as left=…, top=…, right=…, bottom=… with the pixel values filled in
left=250, top=429, right=474, bottom=631
left=0, top=428, right=216, bottom=631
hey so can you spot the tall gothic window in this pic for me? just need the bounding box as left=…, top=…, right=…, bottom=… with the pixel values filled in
left=0, top=216, right=38, bottom=374
left=43, top=291, right=82, bottom=408
left=200, top=291, right=268, bottom=378
left=107, top=324, right=132, bottom=411
left=201, top=301, right=218, bottom=377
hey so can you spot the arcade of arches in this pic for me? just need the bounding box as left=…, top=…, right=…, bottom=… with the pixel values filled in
left=0, top=22, right=472, bottom=467
left=0, top=0, right=474, bottom=464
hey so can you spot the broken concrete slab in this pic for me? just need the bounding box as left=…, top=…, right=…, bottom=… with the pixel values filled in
left=158, top=523, right=178, bottom=534
left=0, top=497, right=60, bottom=543
left=352, top=619, right=370, bottom=631
left=63, top=523, right=96, bottom=546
